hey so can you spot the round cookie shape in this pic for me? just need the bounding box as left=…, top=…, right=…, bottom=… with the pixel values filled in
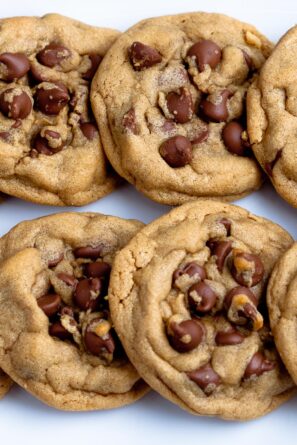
left=267, top=243, right=297, bottom=384
left=108, top=200, right=295, bottom=420
left=91, top=12, right=273, bottom=205
left=0, top=14, right=120, bottom=206
left=0, top=212, right=148, bottom=410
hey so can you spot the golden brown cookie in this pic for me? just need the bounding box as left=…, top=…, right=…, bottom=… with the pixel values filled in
left=92, top=12, right=273, bottom=205
left=0, top=14, right=120, bottom=206
left=0, top=368, right=13, bottom=399
left=109, top=200, right=295, bottom=420
left=268, top=243, right=297, bottom=384
left=247, top=25, right=297, bottom=208
left=0, top=212, right=148, bottom=410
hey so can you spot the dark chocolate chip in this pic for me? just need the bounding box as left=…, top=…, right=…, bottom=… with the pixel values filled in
left=82, top=54, right=102, bottom=80
left=187, top=362, right=221, bottom=393
left=37, top=43, right=71, bottom=67
left=244, top=351, right=275, bottom=379
left=57, top=273, right=77, bottom=287
left=231, top=251, right=264, bottom=287
left=200, top=90, right=231, bottom=123
left=122, top=108, right=138, bottom=134
left=0, top=88, right=32, bottom=119
left=0, top=52, right=30, bottom=81
left=34, top=82, right=69, bottom=115
left=33, top=130, right=63, bottom=156
left=173, top=262, right=206, bottom=288
left=84, top=261, right=111, bottom=279
left=0, top=131, right=10, bottom=141
left=49, top=322, right=72, bottom=340
left=222, top=121, right=250, bottom=156
left=80, top=122, right=98, bottom=140
left=215, top=327, right=244, bottom=346
left=224, top=286, right=258, bottom=310
left=48, top=252, right=64, bottom=267
left=188, top=281, right=217, bottom=313
left=187, top=40, right=222, bottom=72
left=208, top=240, right=232, bottom=272
left=167, top=319, right=204, bottom=352
left=84, top=319, right=115, bottom=356
left=159, top=135, right=192, bottom=167
left=73, top=245, right=102, bottom=259
left=37, top=293, right=61, bottom=317
left=224, top=286, right=263, bottom=330
left=219, top=218, right=231, bottom=236
left=191, top=128, right=209, bottom=145
left=73, top=278, right=101, bottom=311
left=129, top=41, right=162, bottom=71
left=242, top=50, right=253, bottom=70
left=166, top=88, right=194, bottom=124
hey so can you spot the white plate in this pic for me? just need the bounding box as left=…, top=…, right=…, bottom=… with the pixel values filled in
left=1, top=1, right=297, bottom=444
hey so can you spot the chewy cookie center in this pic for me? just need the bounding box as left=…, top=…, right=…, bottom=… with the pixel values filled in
left=36, top=244, right=119, bottom=363
left=163, top=216, right=275, bottom=395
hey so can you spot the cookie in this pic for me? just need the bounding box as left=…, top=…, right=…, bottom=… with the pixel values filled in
left=247, top=25, right=297, bottom=208
left=0, top=14, right=120, bottom=206
left=267, top=242, right=297, bottom=384
left=91, top=12, right=273, bottom=205
left=109, top=200, right=295, bottom=420
left=0, top=212, right=148, bottom=410
left=0, top=369, right=12, bottom=399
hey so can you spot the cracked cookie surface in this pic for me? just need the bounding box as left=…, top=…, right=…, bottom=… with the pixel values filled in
left=0, top=212, right=148, bottom=410
left=0, top=14, right=120, bottom=206
left=109, top=200, right=295, bottom=420
left=247, top=25, right=297, bottom=208
left=268, top=243, right=297, bottom=384
left=91, top=12, right=273, bottom=205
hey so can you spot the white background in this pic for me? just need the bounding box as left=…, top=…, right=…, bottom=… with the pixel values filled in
left=0, top=0, right=297, bottom=444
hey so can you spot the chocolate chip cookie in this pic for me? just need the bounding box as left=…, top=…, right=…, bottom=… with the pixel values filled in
left=247, top=25, right=297, bottom=208
left=267, top=242, right=297, bottom=384
left=0, top=212, right=148, bottom=410
left=92, top=12, right=273, bottom=205
left=0, top=14, right=120, bottom=206
left=109, top=200, right=295, bottom=420
left=0, top=369, right=12, bottom=399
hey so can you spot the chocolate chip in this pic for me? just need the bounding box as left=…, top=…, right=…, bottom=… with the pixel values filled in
left=187, top=362, right=221, bottom=393
left=82, top=54, right=102, bottom=80
left=122, top=108, right=138, bottom=134
left=80, top=122, right=98, bottom=140
left=84, top=319, right=115, bottom=356
left=200, top=90, right=231, bottom=123
left=73, top=278, right=101, bottom=311
left=188, top=281, right=217, bottom=313
left=208, top=240, right=232, bottom=272
left=167, top=319, right=204, bottom=353
left=57, top=273, right=77, bottom=287
left=244, top=352, right=275, bottom=379
left=48, top=252, right=64, bottom=267
left=187, top=40, right=222, bottom=72
left=49, top=322, right=72, bottom=340
left=0, top=53, right=30, bottom=81
left=222, top=121, right=250, bottom=156
left=0, top=131, right=10, bottom=141
left=159, top=135, right=192, bottom=167
left=37, top=293, right=61, bottom=317
left=37, top=43, right=71, bottom=67
left=173, top=262, right=206, bottom=288
left=73, top=245, right=102, bottom=259
left=33, top=130, right=63, bottom=156
left=29, top=64, right=46, bottom=83
left=215, top=327, right=244, bottom=346
left=224, top=286, right=263, bottom=331
left=265, top=149, right=282, bottom=177
left=34, top=82, right=69, bottom=115
left=191, top=128, right=209, bottom=145
left=242, top=50, right=253, bottom=70
left=0, top=88, right=32, bottom=119
left=166, top=88, right=194, bottom=124
left=84, top=261, right=111, bottom=279
left=219, top=218, right=231, bottom=236
left=129, top=41, right=162, bottom=71
left=60, top=306, right=75, bottom=318
left=231, top=251, right=264, bottom=287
